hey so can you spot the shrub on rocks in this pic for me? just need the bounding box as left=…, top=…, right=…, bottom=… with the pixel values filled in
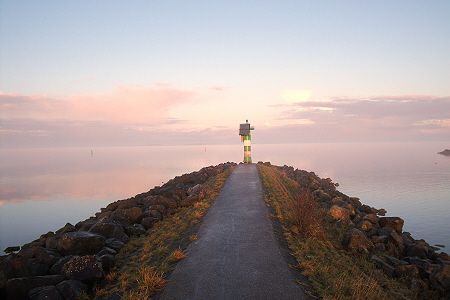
left=62, top=255, right=103, bottom=282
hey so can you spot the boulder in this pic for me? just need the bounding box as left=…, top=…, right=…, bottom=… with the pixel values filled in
left=141, top=217, right=156, bottom=230
left=89, top=221, right=129, bottom=243
left=329, top=205, right=350, bottom=222
left=62, top=255, right=103, bottom=282
left=360, top=220, right=373, bottom=231
left=105, top=239, right=124, bottom=251
left=55, top=223, right=76, bottom=235
left=379, top=217, right=404, bottom=234
left=343, top=228, right=374, bottom=252
left=49, top=256, right=73, bottom=275
left=57, top=231, right=105, bottom=255
left=56, top=280, right=87, bottom=300
left=96, top=247, right=117, bottom=257
left=395, top=264, right=419, bottom=278
left=371, top=255, right=395, bottom=277
left=110, top=207, right=143, bottom=224
left=125, top=224, right=146, bottom=236
left=331, top=196, right=345, bottom=206
left=6, top=275, right=64, bottom=300
left=4, top=246, right=20, bottom=254
left=363, top=213, right=379, bottom=224
left=312, top=189, right=331, bottom=203
left=97, top=254, right=115, bottom=273
left=429, top=264, right=450, bottom=293
left=406, top=240, right=432, bottom=259
left=29, top=286, right=62, bottom=300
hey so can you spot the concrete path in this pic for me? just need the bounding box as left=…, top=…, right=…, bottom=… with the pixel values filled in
left=160, top=164, right=306, bottom=300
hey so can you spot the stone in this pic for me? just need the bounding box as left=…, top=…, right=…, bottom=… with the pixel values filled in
left=312, top=189, right=331, bottom=203
left=6, top=275, right=64, bottom=300
left=56, top=280, right=87, bottom=300
left=96, top=247, right=117, bottom=257
left=125, top=224, right=146, bottom=236
left=4, top=246, right=20, bottom=254
left=363, top=213, right=379, bottom=224
left=49, top=256, right=73, bottom=275
left=376, top=208, right=387, bottom=216
left=395, top=264, right=419, bottom=278
left=62, top=255, right=103, bottom=282
left=29, top=285, right=62, bottom=300
left=360, top=220, right=373, bottom=231
left=97, top=254, right=115, bottom=273
left=57, top=231, right=105, bottom=255
left=343, top=228, right=374, bottom=252
left=110, top=207, right=143, bottom=224
left=429, top=264, right=450, bottom=293
left=379, top=217, right=404, bottom=234
left=329, top=205, right=350, bottom=222
left=141, top=217, right=156, bottom=230
left=55, top=223, right=76, bottom=235
left=371, top=235, right=388, bottom=244
left=331, top=196, right=345, bottom=206
left=406, top=240, right=431, bottom=259
left=89, top=221, right=129, bottom=243
left=371, top=255, right=395, bottom=277
left=105, top=238, right=124, bottom=251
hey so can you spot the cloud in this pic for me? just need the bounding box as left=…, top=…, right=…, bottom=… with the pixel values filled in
left=0, top=85, right=195, bottom=124
left=260, top=95, right=450, bottom=142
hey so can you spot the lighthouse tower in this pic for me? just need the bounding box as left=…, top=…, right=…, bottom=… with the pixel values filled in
left=239, top=120, right=255, bottom=163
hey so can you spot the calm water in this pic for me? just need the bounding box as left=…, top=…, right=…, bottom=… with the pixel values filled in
left=1, top=142, right=449, bottom=253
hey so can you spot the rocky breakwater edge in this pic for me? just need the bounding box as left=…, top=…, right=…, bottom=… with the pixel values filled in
left=266, top=163, right=450, bottom=298
left=0, top=162, right=236, bottom=300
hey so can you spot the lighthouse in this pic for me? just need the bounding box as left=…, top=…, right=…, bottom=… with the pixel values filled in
left=239, top=120, right=255, bottom=163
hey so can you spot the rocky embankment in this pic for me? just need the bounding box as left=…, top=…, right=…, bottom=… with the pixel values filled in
left=438, top=149, right=450, bottom=156
left=267, top=163, right=450, bottom=298
left=0, top=162, right=236, bottom=300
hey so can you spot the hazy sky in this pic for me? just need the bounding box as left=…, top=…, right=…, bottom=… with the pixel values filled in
left=1, top=0, right=449, bottom=146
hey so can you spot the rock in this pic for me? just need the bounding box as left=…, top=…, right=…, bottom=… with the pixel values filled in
left=45, top=236, right=58, bottom=250
left=360, top=220, right=373, bottom=231
left=329, top=205, right=350, bottom=222
left=430, top=264, right=450, bottom=293
left=75, top=219, right=96, bottom=231
left=55, top=223, right=76, bottom=235
left=312, top=189, right=331, bottom=203
left=4, top=246, right=20, bottom=254
left=379, top=217, right=404, bottom=234
left=371, top=255, right=395, bottom=277
left=371, top=235, right=388, bottom=244
left=125, top=224, right=146, bottom=236
left=363, top=213, right=379, bottom=224
left=343, top=228, right=374, bottom=252
left=141, top=217, right=156, bottom=230
left=97, top=254, right=115, bottom=272
left=359, top=204, right=375, bottom=214
left=395, top=264, right=419, bottom=278
left=57, top=231, right=105, bottom=255
left=376, top=208, right=387, bottom=216
left=96, top=247, right=117, bottom=257
left=110, top=207, right=143, bottom=224
left=331, top=196, right=345, bottom=206
left=438, top=149, right=450, bottom=156
left=6, top=275, right=64, bottom=300
left=56, top=280, right=87, bottom=300
left=29, top=285, right=62, bottom=300
left=187, top=184, right=202, bottom=196
left=105, top=238, right=124, bottom=251
left=406, top=240, right=431, bottom=259
left=438, top=252, right=450, bottom=262
left=89, top=221, right=129, bottom=243
left=62, top=255, right=103, bottom=282
left=49, top=256, right=73, bottom=275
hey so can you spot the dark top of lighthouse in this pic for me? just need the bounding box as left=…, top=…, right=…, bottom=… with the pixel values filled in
left=239, top=120, right=255, bottom=136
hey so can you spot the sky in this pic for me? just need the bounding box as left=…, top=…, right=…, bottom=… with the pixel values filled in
left=1, top=0, right=450, bottom=147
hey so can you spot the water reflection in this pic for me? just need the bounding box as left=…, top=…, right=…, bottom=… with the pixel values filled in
left=1, top=143, right=449, bottom=253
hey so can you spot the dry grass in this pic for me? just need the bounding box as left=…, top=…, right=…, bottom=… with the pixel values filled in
left=105, top=271, right=117, bottom=282
left=189, top=234, right=198, bottom=241
left=95, top=167, right=233, bottom=299
left=258, top=164, right=414, bottom=300
left=168, top=248, right=187, bottom=262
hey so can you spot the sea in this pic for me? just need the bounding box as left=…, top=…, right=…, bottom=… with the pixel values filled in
left=1, top=142, right=449, bottom=254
